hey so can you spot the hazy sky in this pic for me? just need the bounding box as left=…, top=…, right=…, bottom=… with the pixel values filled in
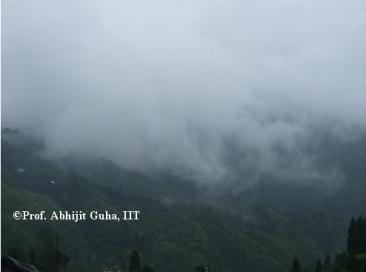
left=2, top=0, right=366, bottom=183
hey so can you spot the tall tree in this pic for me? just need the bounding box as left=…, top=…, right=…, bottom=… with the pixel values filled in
left=347, top=217, right=356, bottom=256
left=289, top=258, right=302, bottom=272
left=347, top=217, right=366, bottom=255
left=128, top=249, right=142, bottom=272
left=324, top=254, right=331, bottom=271
left=333, top=251, right=347, bottom=272
left=315, top=259, right=323, bottom=272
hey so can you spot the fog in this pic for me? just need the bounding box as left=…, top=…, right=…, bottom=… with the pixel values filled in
left=2, top=0, right=366, bottom=183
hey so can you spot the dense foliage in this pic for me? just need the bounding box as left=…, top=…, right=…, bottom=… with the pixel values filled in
left=2, top=129, right=366, bottom=272
left=290, top=217, right=366, bottom=272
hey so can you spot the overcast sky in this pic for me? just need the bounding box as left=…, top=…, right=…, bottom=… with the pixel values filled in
left=2, top=0, right=366, bottom=183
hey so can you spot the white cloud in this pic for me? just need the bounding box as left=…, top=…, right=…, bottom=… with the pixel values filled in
left=3, top=0, right=366, bottom=182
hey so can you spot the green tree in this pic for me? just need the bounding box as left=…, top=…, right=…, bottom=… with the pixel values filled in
left=29, top=248, right=36, bottom=264
left=324, top=254, right=330, bottom=267
left=120, top=260, right=126, bottom=272
left=333, top=251, right=347, bottom=272
left=323, top=254, right=331, bottom=272
left=289, top=258, right=302, bottom=272
left=315, top=259, right=323, bottom=272
left=347, top=217, right=356, bottom=255
left=347, top=217, right=366, bottom=256
left=41, top=232, right=69, bottom=272
left=128, top=249, right=142, bottom=272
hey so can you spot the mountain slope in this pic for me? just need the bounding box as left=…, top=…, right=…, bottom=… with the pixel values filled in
left=2, top=129, right=364, bottom=272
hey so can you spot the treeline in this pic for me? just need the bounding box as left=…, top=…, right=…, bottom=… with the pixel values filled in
left=4, top=242, right=156, bottom=272
left=290, top=216, right=366, bottom=272
left=4, top=230, right=69, bottom=272
left=127, top=250, right=211, bottom=272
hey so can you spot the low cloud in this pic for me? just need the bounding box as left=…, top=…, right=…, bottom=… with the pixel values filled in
left=3, top=0, right=366, bottom=183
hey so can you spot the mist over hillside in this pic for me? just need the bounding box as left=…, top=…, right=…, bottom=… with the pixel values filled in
left=2, top=128, right=366, bottom=272
left=3, top=0, right=366, bottom=185
left=2, top=1, right=366, bottom=270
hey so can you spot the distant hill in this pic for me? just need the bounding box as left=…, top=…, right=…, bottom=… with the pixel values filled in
left=2, top=129, right=365, bottom=272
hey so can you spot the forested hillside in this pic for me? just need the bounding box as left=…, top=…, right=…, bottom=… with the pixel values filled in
left=2, top=129, right=365, bottom=272
left=289, top=216, right=366, bottom=272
